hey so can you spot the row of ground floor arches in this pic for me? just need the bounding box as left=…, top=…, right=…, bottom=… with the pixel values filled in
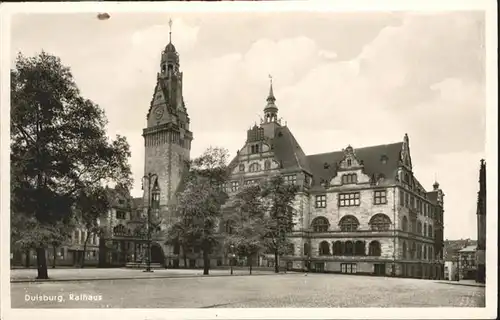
left=312, top=240, right=383, bottom=257
left=279, top=258, right=444, bottom=279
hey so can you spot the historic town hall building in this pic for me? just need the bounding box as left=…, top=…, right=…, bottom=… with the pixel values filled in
left=12, top=30, right=444, bottom=279
left=102, top=30, right=445, bottom=278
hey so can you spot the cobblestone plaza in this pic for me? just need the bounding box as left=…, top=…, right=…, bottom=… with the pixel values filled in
left=12, top=272, right=485, bottom=308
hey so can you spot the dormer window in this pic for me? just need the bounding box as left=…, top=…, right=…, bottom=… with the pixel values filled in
left=239, top=164, right=245, bottom=172
left=250, top=144, right=260, bottom=154
left=381, top=155, right=388, bottom=164
left=347, top=159, right=352, bottom=166
left=342, top=174, right=357, bottom=184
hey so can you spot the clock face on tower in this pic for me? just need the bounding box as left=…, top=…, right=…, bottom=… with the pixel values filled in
left=154, top=106, right=164, bottom=120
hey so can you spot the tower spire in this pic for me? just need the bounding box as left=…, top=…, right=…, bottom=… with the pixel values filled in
left=267, top=74, right=276, bottom=103
left=169, top=18, right=173, bottom=44
left=263, top=75, right=278, bottom=123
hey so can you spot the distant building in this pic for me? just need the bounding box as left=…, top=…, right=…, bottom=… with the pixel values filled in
left=476, top=159, right=486, bottom=283
left=443, top=238, right=477, bottom=281
left=458, top=245, right=477, bottom=280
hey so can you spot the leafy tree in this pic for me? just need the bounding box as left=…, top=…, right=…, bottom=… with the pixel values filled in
left=165, top=214, right=194, bottom=268
left=49, top=220, right=76, bottom=268
left=224, top=184, right=267, bottom=274
left=260, top=175, right=299, bottom=273
left=73, top=186, right=111, bottom=268
left=10, top=51, right=132, bottom=279
left=167, top=147, right=229, bottom=275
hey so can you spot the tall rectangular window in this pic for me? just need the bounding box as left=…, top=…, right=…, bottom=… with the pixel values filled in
left=341, top=263, right=357, bottom=274
left=315, top=195, right=327, bottom=208
left=404, top=193, right=409, bottom=207
left=339, top=193, right=360, bottom=207
left=231, top=181, right=239, bottom=192
left=285, top=175, right=297, bottom=185
left=399, top=189, right=404, bottom=206
left=374, top=190, right=387, bottom=205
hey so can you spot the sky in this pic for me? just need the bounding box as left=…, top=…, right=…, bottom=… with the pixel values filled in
left=10, top=11, right=486, bottom=240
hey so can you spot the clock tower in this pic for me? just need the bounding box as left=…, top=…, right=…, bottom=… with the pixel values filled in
left=142, top=20, right=193, bottom=222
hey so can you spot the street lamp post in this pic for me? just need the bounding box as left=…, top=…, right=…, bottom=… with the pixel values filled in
left=142, top=172, right=158, bottom=273
left=230, top=244, right=235, bottom=275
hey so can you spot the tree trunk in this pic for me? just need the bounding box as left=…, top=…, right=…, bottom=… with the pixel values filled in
left=249, top=255, right=253, bottom=275
left=81, top=232, right=90, bottom=268
left=36, top=247, right=49, bottom=279
left=25, top=249, right=30, bottom=268
left=202, top=248, right=210, bottom=275
left=182, top=245, right=187, bottom=269
left=274, top=251, right=279, bottom=273
left=52, top=245, right=57, bottom=269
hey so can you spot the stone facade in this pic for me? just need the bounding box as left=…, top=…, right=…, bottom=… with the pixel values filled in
left=219, top=79, right=445, bottom=279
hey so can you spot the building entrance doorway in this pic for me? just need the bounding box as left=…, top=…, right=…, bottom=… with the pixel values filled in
left=374, top=264, right=386, bottom=276
left=150, top=243, right=165, bottom=266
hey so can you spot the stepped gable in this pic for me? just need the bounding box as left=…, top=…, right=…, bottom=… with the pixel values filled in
left=306, top=142, right=403, bottom=188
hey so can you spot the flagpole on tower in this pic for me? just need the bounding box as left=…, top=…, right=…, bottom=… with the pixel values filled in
left=169, top=18, right=173, bottom=43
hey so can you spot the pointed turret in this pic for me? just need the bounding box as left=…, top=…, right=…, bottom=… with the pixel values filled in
left=264, top=75, right=278, bottom=123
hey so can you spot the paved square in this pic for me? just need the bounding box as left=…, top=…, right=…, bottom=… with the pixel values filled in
left=11, top=273, right=485, bottom=308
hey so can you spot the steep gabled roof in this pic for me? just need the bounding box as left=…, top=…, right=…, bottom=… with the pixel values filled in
left=306, top=142, right=403, bottom=187
left=427, top=191, right=438, bottom=204
left=272, top=126, right=311, bottom=173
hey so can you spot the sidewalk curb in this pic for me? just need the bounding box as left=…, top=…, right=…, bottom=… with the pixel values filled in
left=10, top=272, right=294, bottom=284
left=435, top=281, right=486, bottom=288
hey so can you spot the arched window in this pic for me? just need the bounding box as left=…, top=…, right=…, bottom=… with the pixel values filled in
left=423, top=245, right=427, bottom=260
left=404, top=173, right=410, bottom=183
left=311, top=217, right=329, bottom=232
left=249, top=163, right=260, bottom=172
left=402, top=241, right=407, bottom=259
left=319, top=241, right=330, bottom=255
left=369, top=214, right=392, bottom=231
left=417, top=221, right=422, bottom=235
left=113, top=224, right=126, bottom=236
left=339, top=215, right=360, bottom=232
left=429, top=246, right=434, bottom=260
left=368, top=241, right=381, bottom=256
left=332, top=241, right=343, bottom=255
left=354, top=240, right=365, bottom=256
left=428, top=225, right=433, bottom=238
left=416, top=244, right=422, bottom=259
left=264, top=160, right=271, bottom=170
left=344, top=241, right=354, bottom=256
left=402, top=216, right=409, bottom=232
left=423, top=223, right=427, bottom=237
left=303, top=243, right=309, bottom=256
